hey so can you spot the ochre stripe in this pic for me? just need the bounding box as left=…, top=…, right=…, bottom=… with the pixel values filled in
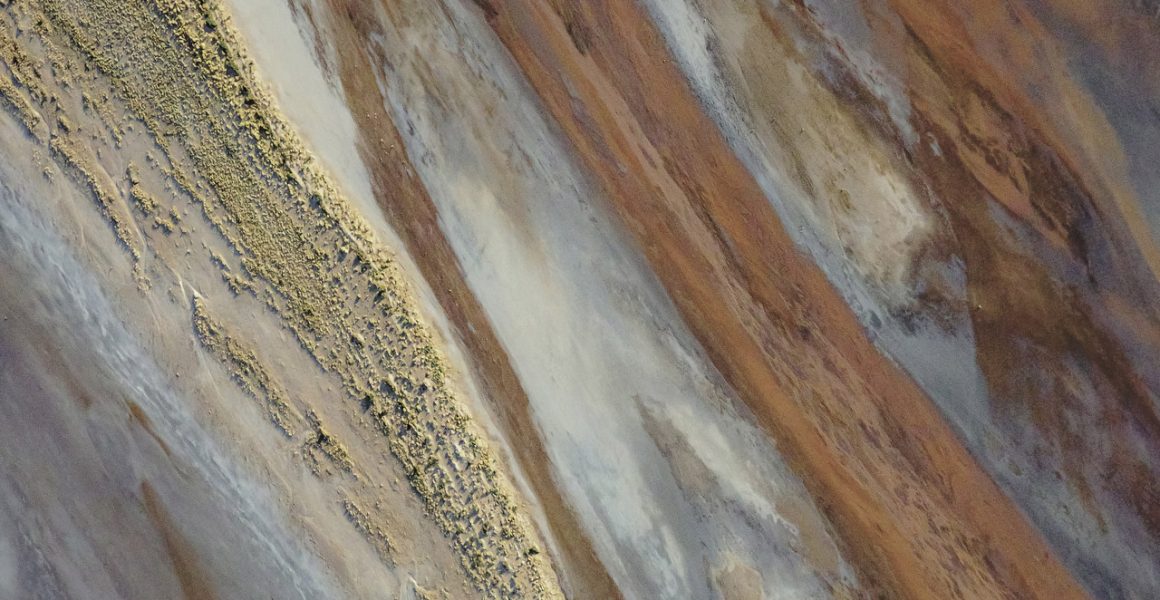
left=475, top=1, right=1089, bottom=597
left=321, top=1, right=623, bottom=596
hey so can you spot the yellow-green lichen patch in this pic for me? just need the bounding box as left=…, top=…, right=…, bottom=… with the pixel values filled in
left=48, top=134, right=141, bottom=262
left=81, top=90, right=124, bottom=142
left=303, top=408, right=355, bottom=476
left=129, top=182, right=158, bottom=215
left=192, top=296, right=299, bottom=437
left=341, top=495, right=393, bottom=563
left=0, top=69, right=44, bottom=137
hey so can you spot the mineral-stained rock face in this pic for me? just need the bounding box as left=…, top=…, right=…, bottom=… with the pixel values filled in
left=0, top=0, right=1156, bottom=598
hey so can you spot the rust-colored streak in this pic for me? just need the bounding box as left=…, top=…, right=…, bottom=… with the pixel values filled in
left=477, top=1, right=1089, bottom=598
left=319, top=1, right=622, bottom=597
left=128, top=400, right=174, bottom=460
left=140, top=481, right=217, bottom=600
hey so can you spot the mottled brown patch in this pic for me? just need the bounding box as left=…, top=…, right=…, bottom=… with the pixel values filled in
left=892, top=0, right=1160, bottom=555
